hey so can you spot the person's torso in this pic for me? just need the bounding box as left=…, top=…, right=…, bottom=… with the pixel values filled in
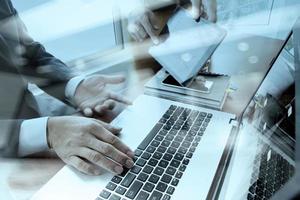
left=0, top=0, right=37, bottom=119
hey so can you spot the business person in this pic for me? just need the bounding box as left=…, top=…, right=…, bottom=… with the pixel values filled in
left=0, top=0, right=134, bottom=176
left=127, top=0, right=217, bottom=43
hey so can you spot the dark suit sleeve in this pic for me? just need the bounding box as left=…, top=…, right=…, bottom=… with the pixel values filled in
left=12, top=8, right=76, bottom=100
left=0, top=120, right=23, bottom=157
left=0, top=1, right=76, bottom=158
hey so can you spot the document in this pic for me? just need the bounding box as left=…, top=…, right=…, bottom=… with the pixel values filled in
left=149, top=9, right=226, bottom=84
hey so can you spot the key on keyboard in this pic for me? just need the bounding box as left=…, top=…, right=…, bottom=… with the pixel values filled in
left=97, top=105, right=213, bottom=200
left=247, top=143, right=294, bottom=200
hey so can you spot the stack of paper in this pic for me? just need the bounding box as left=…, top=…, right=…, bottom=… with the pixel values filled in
left=144, top=70, right=230, bottom=110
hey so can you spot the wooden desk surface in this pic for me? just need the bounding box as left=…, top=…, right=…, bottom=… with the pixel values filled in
left=2, top=0, right=295, bottom=198
left=0, top=64, right=155, bottom=200
left=0, top=54, right=271, bottom=200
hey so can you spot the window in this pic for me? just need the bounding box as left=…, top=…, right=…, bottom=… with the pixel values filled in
left=12, top=0, right=124, bottom=64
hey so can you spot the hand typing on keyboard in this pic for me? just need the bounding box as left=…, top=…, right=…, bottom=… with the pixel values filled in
left=47, top=116, right=135, bottom=175
left=98, top=105, right=213, bottom=200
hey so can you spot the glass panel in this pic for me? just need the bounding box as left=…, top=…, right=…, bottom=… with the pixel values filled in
left=221, top=32, right=296, bottom=200
left=12, top=0, right=118, bottom=62
left=1, top=1, right=299, bottom=199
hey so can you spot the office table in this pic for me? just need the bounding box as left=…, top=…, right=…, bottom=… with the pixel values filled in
left=1, top=0, right=298, bottom=198
left=0, top=52, right=273, bottom=200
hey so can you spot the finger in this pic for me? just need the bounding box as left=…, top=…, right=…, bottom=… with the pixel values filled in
left=101, top=75, right=126, bottom=85
left=79, top=98, right=99, bottom=115
left=95, top=100, right=117, bottom=114
left=131, top=32, right=140, bottom=42
left=128, top=23, right=140, bottom=42
left=135, top=32, right=144, bottom=42
left=103, top=124, right=122, bottom=136
left=191, top=0, right=202, bottom=20
left=135, top=22, right=148, bottom=40
left=206, top=0, right=217, bottom=22
left=95, top=104, right=109, bottom=114
left=109, top=92, right=132, bottom=105
left=68, top=156, right=100, bottom=175
left=87, top=138, right=134, bottom=168
left=102, top=99, right=117, bottom=110
left=78, top=147, right=124, bottom=174
left=135, top=31, right=144, bottom=42
left=142, top=12, right=160, bottom=44
left=89, top=124, right=134, bottom=158
left=83, top=108, right=93, bottom=117
left=94, top=119, right=122, bottom=135
left=130, top=23, right=144, bottom=42
left=148, top=10, right=160, bottom=30
left=201, top=11, right=209, bottom=20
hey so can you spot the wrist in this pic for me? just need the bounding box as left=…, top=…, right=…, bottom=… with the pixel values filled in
left=47, top=117, right=57, bottom=149
left=65, top=76, right=85, bottom=105
left=73, top=82, right=83, bottom=105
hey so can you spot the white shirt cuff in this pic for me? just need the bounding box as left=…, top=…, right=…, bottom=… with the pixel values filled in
left=65, top=76, right=85, bottom=105
left=18, top=117, right=49, bottom=157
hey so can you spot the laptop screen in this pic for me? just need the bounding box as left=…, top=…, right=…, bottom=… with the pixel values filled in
left=294, top=18, right=300, bottom=162
left=220, top=32, right=296, bottom=200
left=241, top=30, right=295, bottom=152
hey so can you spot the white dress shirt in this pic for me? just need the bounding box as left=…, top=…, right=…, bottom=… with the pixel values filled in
left=18, top=76, right=85, bottom=156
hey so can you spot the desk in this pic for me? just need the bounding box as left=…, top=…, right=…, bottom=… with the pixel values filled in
left=0, top=55, right=272, bottom=199
left=1, top=0, right=299, bottom=198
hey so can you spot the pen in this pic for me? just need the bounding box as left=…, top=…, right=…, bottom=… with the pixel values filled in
left=197, top=72, right=227, bottom=77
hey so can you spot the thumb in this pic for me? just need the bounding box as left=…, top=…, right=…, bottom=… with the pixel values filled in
left=83, top=108, right=93, bottom=117
left=206, top=0, right=217, bottom=22
left=102, top=75, right=126, bottom=84
left=191, top=0, right=202, bottom=20
left=148, top=10, right=160, bottom=30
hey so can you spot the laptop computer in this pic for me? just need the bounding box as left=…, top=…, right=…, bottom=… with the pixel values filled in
left=219, top=31, right=297, bottom=199
left=31, top=30, right=293, bottom=200
left=268, top=16, right=300, bottom=200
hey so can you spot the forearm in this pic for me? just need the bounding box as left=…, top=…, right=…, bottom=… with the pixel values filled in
left=144, top=0, right=178, bottom=34
left=13, top=8, right=75, bottom=99
left=0, top=118, right=50, bottom=158
left=18, top=117, right=49, bottom=157
left=0, top=79, right=82, bottom=157
left=15, top=9, right=75, bottom=82
left=0, top=119, right=23, bottom=157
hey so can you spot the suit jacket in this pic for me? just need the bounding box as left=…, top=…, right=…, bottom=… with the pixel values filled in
left=0, top=0, right=75, bottom=157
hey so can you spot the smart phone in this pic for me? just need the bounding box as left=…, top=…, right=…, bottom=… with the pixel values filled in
left=162, top=75, right=182, bottom=87
left=161, top=75, right=212, bottom=94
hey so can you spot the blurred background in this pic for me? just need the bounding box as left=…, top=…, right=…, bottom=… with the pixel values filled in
left=1, top=0, right=299, bottom=199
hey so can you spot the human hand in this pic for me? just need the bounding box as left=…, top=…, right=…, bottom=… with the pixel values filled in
left=74, top=74, right=132, bottom=117
left=47, top=116, right=134, bottom=175
left=191, top=0, right=217, bottom=22
left=127, top=8, right=160, bottom=44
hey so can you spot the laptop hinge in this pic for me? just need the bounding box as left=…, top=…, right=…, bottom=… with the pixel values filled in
left=229, top=118, right=239, bottom=127
left=206, top=125, right=240, bottom=200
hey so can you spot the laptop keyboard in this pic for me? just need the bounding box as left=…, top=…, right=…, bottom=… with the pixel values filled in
left=97, top=105, right=213, bottom=200
left=247, top=143, right=294, bottom=200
